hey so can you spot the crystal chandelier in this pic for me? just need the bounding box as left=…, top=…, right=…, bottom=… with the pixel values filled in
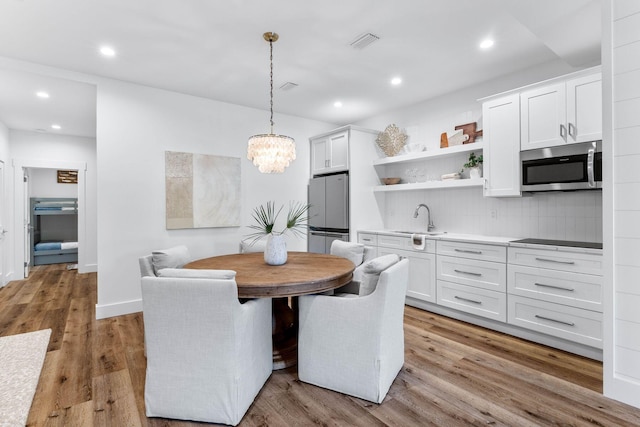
left=247, top=32, right=296, bottom=174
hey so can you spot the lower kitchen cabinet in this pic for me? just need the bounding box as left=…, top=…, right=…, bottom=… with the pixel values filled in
left=357, top=231, right=604, bottom=359
left=507, top=245, right=603, bottom=349
left=358, top=232, right=436, bottom=303
left=508, top=295, right=602, bottom=348
left=379, top=247, right=436, bottom=303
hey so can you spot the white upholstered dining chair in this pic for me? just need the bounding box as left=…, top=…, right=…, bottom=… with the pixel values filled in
left=141, top=269, right=272, bottom=425
left=297, top=254, right=409, bottom=403
left=139, top=245, right=192, bottom=277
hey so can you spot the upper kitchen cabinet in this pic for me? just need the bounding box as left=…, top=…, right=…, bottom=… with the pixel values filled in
left=520, top=69, right=601, bottom=151
left=311, top=130, right=349, bottom=175
left=482, top=93, right=521, bottom=197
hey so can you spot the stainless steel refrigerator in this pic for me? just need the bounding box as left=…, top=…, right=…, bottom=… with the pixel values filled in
left=307, top=173, right=349, bottom=254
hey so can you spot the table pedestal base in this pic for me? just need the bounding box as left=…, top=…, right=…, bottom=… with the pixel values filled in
left=272, top=297, right=297, bottom=370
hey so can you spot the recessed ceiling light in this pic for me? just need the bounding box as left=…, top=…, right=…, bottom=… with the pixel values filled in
left=100, top=46, right=116, bottom=57
left=334, top=101, right=343, bottom=108
left=391, top=77, right=402, bottom=86
left=479, top=39, right=494, bottom=49
left=51, top=124, right=61, bottom=130
left=36, top=91, right=50, bottom=99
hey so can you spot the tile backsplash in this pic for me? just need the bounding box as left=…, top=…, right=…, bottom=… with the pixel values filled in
left=383, top=188, right=603, bottom=242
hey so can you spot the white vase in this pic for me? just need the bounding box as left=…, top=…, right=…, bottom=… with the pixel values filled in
left=469, top=167, right=482, bottom=179
left=264, top=234, right=287, bottom=265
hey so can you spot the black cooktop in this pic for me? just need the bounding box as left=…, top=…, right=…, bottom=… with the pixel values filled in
left=510, top=238, right=602, bottom=250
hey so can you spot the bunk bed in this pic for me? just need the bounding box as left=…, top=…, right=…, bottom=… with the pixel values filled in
left=30, top=198, right=78, bottom=266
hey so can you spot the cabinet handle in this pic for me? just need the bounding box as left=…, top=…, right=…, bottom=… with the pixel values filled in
left=534, top=282, right=575, bottom=292
left=361, top=238, right=372, bottom=242
left=454, top=269, right=482, bottom=277
left=560, top=124, right=567, bottom=139
left=454, top=248, right=482, bottom=255
left=568, top=122, right=576, bottom=137
left=535, top=257, right=575, bottom=265
left=534, top=314, right=575, bottom=327
left=454, top=295, right=482, bottom=305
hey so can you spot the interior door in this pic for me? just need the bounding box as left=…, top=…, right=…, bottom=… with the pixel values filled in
left=23, top=171, right=30, bottom=277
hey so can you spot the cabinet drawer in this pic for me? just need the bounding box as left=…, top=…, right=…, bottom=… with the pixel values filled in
left=437, top=240, right=506, bottom=262
left=508, top=295, right=602, bottom=348
left=437, top=255, right=506, bottom=292
left=358, top=232, right=378, bottom=246
left=437, top=280, right=506, bottom=322
left=508, top=247, right=602, bottom=275
left=378, top=234, right=435, bottom=253
left=508, top=264, right=602, bottom=312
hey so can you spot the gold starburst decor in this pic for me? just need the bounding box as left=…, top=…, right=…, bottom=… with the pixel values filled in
left=376, top=124, right=408, bottom=156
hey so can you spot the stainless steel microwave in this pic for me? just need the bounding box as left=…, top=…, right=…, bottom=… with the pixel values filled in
left=521, top=141, right=602, bottom=192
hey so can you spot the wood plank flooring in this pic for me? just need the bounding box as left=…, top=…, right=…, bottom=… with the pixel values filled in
left=1, top=264, right=640, bottom=426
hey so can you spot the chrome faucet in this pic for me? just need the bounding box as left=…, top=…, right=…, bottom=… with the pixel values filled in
left=413, top=203, right=435, bottom=231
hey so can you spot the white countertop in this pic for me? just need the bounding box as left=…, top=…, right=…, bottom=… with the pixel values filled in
left=358, top=229, right=603, bottom=254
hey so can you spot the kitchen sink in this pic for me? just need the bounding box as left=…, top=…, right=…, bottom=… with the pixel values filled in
left=392, top=230, right=446, bottom=236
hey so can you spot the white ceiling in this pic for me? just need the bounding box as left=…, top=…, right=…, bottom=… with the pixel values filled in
left=0, top=0, right=601, bottom=138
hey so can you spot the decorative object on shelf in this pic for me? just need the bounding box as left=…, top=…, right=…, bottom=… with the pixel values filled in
left=376, top=124, right=408, bottom=156
left=247, top=32, right=296, bottom=174
left=440, top=132, right=448, bottom=148
left=447, top=129, right=469, bottom=146
left=402, top=143, right=426, bottom=154
left=463, top=152, right=483, bottom=179
left=441, top=172, right=461, bottom=180
left=246, top=201, right=310, bottom=265
left=381, top=177, right=401, bottom=185
left=57, top=170, right=78, bottom=184
left=455, top=122, right=483, bottom=144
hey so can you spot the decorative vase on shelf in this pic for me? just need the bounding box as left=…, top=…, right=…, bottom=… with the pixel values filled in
left=264, top=234, right=287, bottom=265
left=469, top=167, right=482, bottom=180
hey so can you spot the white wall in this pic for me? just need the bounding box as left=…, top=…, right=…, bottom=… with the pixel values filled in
left=29, top=168, right=79, bottom=198
left=10, top=130, right=98, bottom=274
left=603, top=0, right=640, bottom=409
left=96, top=79, right=334, bottom=318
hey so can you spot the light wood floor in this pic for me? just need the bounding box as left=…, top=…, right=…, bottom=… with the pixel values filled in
left=2, top=264, right=640, bottom=426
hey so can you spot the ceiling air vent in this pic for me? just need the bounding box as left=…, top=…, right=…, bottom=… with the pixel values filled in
left=279, top=82, right=299, bottom=91
left=350, top=33, right=380, bottom=49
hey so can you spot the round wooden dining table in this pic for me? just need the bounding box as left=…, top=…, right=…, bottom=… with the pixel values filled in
left=184, top=251, right=355, bottom=369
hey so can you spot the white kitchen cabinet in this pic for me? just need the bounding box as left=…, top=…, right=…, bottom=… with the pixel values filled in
left=566, top=73, right=602, bottom=144
left=311, top=130, right=349, bottom=175
left=379, top=247, right=436, bottom=303
left=520, top=71, right=601, bottom=151
left=358, top=232, right=436, bottom=303
left=482, top=93, right=521, bottom=197
left=507, top=245, right=603, bottom=349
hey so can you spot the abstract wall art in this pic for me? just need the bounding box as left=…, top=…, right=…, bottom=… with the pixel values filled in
left=165, top=151, right=241, bottom=229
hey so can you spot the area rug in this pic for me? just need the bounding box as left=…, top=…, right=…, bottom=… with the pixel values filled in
left=0, top=329, right=51, bottom=427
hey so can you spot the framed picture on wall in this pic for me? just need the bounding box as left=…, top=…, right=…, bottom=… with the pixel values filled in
left=57, top=170, right=78, bottom=184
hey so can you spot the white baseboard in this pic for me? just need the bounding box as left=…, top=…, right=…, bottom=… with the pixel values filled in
left=79, top=263, right=98, bottom=274
left=95, top=299, right=142, bottom=319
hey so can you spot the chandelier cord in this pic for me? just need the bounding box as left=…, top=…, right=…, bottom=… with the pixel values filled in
left=269, top=37, right=274, bottom=134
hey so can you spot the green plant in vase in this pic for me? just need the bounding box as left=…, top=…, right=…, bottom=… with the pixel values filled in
left=463, top=152, right=483, bottom=179
left=245, top=201, right=310, bottom=265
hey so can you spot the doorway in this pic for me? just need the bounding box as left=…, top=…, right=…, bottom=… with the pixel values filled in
left=13, top=159, right=87, bottom=279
